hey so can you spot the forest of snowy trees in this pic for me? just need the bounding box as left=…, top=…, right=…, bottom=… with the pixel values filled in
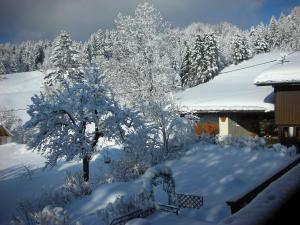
left=1, top=4, right=300, bottom=88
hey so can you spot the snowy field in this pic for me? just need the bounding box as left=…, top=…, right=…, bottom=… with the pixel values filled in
left=0, top=71, right=44, bottom=121
left=0, top=142, right=293, bottom=225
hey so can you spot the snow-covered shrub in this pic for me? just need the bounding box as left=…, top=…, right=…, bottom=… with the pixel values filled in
left=11, top=172, right=91, bottom=225
left=108, top=159, right=149, bottom=182
left=97, top=191, right=153, bottom=225
left=216, top=135, right=266, bottom=150
left=271, top=144, right=297, bottom=157
left=11, top=206, right=71, bottom=225
left=33, top=206, right=70, bottom=225
left=198, top=133, right=216, bottom=144
left=62, top=172, right=91, bottom=196
left=11, top=201, right=36, bottom=225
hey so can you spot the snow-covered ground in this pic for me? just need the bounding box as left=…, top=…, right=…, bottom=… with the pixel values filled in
left=0, top=71, right=44, bottom=122
left=0, top=142, right=124, bottom=224
left=176, top=52, right=287, bottom=113
left=0, top=142, right=293, bottom=225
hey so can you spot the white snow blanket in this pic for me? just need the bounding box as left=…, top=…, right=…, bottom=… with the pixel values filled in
left=176, top=53, right=283, bottom=113
left=254, top=52, right=300, bottom=85
left=0, top=71, right=45, bottom=122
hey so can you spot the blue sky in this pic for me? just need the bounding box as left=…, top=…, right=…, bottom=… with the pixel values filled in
left=0, top=0, right=299, bottom=43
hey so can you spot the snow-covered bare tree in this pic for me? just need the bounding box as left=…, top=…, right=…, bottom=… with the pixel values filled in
left=104, top=3, right=178, bottom=107
left=25, top=67, right=139, bottom=181
left=44, top=31, right=83, bottom=87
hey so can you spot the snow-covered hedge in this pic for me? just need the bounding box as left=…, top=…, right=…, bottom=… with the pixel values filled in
left=216, top=135, right=297, bottom=157
left=216, top=135, right=266, bottom=150
left=271, top=143, right=297, bottom=157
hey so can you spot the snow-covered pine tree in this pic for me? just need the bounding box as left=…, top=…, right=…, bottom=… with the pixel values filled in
left=231, top=34, right=252, bottom=65
left=268, top=16, right=280, bottom=49
left=290, top=6, right=300, bottom=50
left=25, top=66, right=139, bottom=181
left=180, top=42, right=192, bottom=87
left=44, top=31, right=83, bottom=87
left=188, top=33, right=219, bottom=87
left=249, top=23, right=269, bottom=54
left=0, top=60, right=6, bottom=75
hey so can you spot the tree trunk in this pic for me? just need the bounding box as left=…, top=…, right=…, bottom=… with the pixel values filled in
left=83, top=156, right=90, bottom=181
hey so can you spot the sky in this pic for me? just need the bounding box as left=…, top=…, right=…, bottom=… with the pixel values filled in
left=0, top=0, right=299, bottom=43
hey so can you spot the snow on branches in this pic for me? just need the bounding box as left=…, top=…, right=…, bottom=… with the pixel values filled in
left=25, top=66, right=140, bottom=181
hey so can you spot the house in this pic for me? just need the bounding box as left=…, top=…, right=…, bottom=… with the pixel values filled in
left=176, top=53, right=278, bottom=138
left=0, top=125, right=13, bottom=145
left=255, top=54, right=300, bottom=147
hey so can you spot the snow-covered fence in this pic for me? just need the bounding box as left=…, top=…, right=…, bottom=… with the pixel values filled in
left=226, top=154, right=300, bottom=214
left=97, top=192, right=154, bottom=225
left=220, top=160, right=300, bottom=225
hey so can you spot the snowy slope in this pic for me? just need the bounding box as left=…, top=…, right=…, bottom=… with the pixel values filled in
left=254, top=52, right=300, bottom=85
left=0, top=71, right=45, bottom=122
left=176, top=52, right=282, bottom=113
left=0, top=142, right=124, bottom=224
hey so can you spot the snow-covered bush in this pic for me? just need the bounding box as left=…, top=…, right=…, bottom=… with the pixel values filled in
left=108, top=159, right=149, bottom=182
left=216, top=135, right=266, bottom=150
left=62, top=172, right=91, bottom=196
left=11, top=172, right=92, bottom=225
left=33, top=206, right=70, bottom=225
left=11, top=206, right=71, bottom=225
left=271, top=144, right=297, bottom=157
left=97, top=192, right=153, bottom=225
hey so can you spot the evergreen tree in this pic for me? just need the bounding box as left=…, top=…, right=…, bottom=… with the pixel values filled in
left=187, top=33, right=220, bottom=87
left=180, top=42, right=192, bottom=87
left=0, top=60, right=6, bottom=75
left=250, top=23, right=269, bottom=54
left=44, top=31, right=83, bottom=87
left=268, top=16, right=280, bottom=48
left=231, top=34, right=252, bottom=65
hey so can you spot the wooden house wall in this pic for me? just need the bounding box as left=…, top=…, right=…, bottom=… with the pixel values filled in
left=275, top=85, right=300, bottom=126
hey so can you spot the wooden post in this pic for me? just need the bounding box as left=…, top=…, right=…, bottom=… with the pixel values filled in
left=83, top=156, right=89, bottom=181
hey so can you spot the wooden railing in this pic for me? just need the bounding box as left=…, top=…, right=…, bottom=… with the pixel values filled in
left=226, top=154, right=300, bottom=214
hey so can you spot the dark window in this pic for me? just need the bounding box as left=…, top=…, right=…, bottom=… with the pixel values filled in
left=296, top=127, right=300, bottom=139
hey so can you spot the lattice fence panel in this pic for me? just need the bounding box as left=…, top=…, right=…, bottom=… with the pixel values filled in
left=175, top=194, right=203, bottom=209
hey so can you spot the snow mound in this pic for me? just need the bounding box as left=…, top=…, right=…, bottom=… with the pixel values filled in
left=254, top=52, right=300, bottom=85
left=0, top=71, right=45, bottom=122
left=176, top=52, right=281, bottom=112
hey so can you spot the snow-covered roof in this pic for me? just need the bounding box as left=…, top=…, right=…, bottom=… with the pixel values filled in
left=176, top=53, right=280, bottom=113
left=0, top=71, right=45, bottom=122
left=254, top=52, right=300, bottom=86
